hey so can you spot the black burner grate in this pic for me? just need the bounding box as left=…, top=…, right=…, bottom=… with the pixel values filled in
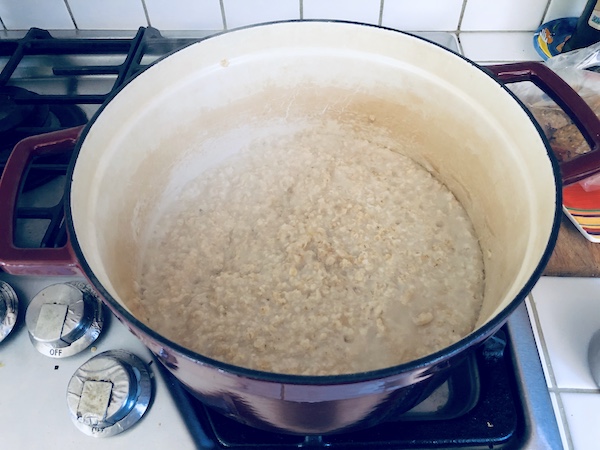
left=0, top=27, right=196, bottom=105
left=0, top=27, right=197, bottom=248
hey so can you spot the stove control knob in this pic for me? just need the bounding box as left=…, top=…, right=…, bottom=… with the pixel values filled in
left=0, top=281, right=18, bottom=343
left=25, top=282, right=103, bottom=358
left=66, top=350, right=153, bottom=437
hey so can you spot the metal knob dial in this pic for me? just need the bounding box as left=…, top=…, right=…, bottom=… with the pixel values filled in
left=25, top=282, right=103, bottom=357
left=66, top=350, right=153, bottom=437
left=0, top=281, right=18, bottom=343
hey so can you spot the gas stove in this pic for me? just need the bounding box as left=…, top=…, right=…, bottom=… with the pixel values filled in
left=0, top=27, right=562, bottom=449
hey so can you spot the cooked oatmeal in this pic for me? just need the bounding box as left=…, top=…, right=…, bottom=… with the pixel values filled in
left=131, top=124, right=485, bottom=376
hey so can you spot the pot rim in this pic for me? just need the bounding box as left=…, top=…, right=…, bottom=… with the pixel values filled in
left=64, top=20, right=562, bottom=385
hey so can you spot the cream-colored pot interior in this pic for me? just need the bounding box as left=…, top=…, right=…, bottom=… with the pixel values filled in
left=70, top=22, right=557, bottom=350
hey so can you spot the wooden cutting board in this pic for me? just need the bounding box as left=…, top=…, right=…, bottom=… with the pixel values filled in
left=544, top=214, right=600, bottom=277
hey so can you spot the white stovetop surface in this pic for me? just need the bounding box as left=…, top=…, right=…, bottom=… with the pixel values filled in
left=0, top=275, right=197, bottom=450
left=529, top=277, right=600, bottom=450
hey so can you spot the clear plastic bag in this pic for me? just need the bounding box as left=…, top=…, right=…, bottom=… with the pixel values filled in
left=511, top=42, right=600, bottom=191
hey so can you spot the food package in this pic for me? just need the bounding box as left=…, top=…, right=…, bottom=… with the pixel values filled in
left=511, top=42, right=600, bottom=241
left=511, top=42, right=600, bottom=165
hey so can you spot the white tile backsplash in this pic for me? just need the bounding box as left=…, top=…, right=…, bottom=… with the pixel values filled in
left=0, top=0, right=591, bottom=35
left=67, top=0, right=147, bottom=30
left=544, top=0, right=587, bottom=22
left=461, top=0, right=548, bottom=31
left=302, top=0, right=381, bottom=25
left=223, top=0, right=299, bottom=29
left=382, top=0, right=464, bottom=32
left=0, top=0, right=73, bottom=30
left=145, top=0, right=223, bottom=30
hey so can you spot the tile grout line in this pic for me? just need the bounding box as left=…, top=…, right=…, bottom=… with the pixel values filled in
left=549, top=386, right=600, bottom=394
left=540, top=0, right=552, bottom=27
left=457, top=0, right=468, bottom=31
left=299, top=0, right=303, bottom=20
left=63, top=0, right=78, bottom=30
left=549, top=391, right=573, bottom=450
left=456, top=0, right=468, bottom=44
left=557, top=394, right=574, bottom=450
left=140, top=0, right=152, bottom=27
left=219, top=0, right=228, bottom=30
left=378, top=0, right=384, bottom=27
left=528, top=290, right=574, bottom=450
left=525, top=297, right=556, bottom=387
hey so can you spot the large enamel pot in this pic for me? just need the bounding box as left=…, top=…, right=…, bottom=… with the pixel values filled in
left=3, top=21, right=600, bottom=435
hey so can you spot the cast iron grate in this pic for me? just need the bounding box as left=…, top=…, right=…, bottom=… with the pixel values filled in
left=0, top=27, right=197, bottom=248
